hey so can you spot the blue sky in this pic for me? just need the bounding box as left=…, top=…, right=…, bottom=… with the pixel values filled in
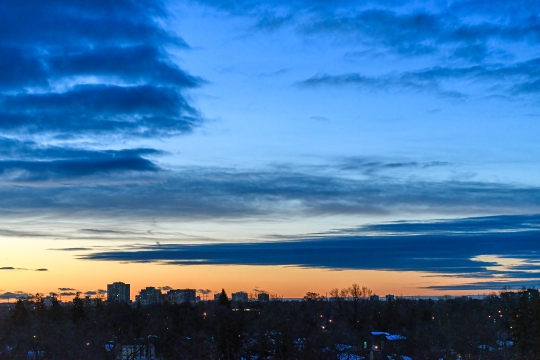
left=1, top=0, right=540, bottom=296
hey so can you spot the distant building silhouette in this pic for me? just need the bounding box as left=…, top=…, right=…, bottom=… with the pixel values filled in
left=257, top=293, right=270, bottom=302
left=107, top=282, right=130, bottom=303
left=232, top=291, right=248, bottom=302
left=136, top=287, right=162, bottom=305
left=386, top=294, right=395, bottom=301
left=166, top=289, right=196, bottom=304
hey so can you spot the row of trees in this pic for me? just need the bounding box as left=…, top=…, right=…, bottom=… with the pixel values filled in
left=0, top=287, right=539, bottom=359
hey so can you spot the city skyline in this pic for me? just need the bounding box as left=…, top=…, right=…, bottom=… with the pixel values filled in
left=0, top=279, right=492, bottom=304
left=2, top=0, right=540, bottom=298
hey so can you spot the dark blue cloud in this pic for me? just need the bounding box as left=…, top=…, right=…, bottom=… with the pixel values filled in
left=0, top=137, right=164, bottom=181
left=0, top=158, right=159, bottom=182
left=0, top=1, right=204, bottom=214
left=79, top=215, right=540, bottom=288
left=0, top=0, right=202, bottom=139
left=0, top=85, right=200, bottom=137
left=355, top=214, right=540, bottom=235
left=0, top=0, right=169, bottom=46
left=0, top=137, right=163, bottom=161
left=0, top=45, right=49, bottom=89
left=46, top=45, right=200, bottom=87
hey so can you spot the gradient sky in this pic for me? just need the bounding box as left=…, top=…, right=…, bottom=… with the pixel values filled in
left=1, top=0, right=540, bottom=300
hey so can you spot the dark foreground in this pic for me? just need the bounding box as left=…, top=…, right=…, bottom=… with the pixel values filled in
left=0, top=289, right=539, bottom=359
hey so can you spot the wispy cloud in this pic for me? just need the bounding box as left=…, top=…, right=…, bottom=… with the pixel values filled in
left=193, top=0, right=540, bottom=60
left=0, top=291, right=29, bottom=300
left=194, top=0, right=540, bottom=102
left=83, top=289, right=106, bottom=296
left=0, top=266, right=48, bottom=271
left=337, top=158, right=450, bottom=174
left=1, top=163, right=539, bottom=219
left=298, top=57, right=540, bottom=99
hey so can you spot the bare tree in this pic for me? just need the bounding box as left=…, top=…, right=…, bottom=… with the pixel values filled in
left=329, top=288, right=340, bottom=300
left=361, top=286, right=373, bottom=299
left=349, top=284, right=364, bottom=327
left=304, top=292, right=322, bottom=300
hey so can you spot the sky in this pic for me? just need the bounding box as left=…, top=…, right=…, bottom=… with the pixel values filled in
left=1, top=0, right=540, bottom=301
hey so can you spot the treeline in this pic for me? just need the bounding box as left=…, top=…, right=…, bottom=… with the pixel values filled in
left=0, top=287, right=539, bottom=359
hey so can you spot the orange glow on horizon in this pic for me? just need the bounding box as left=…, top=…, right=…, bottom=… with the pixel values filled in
left=0, top=237, right=510, bottom=302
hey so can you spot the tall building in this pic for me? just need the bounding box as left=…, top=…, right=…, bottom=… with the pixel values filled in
left=166, top=289, right=196, bottom=304
left=232, top=291, right=248, bottom=302
left=136, top=287, right=162, bottom=306
left=107, top=282, right=131, bottom=303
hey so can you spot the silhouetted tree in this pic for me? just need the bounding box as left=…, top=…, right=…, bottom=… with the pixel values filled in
left=349, top=283, right=362, bottom=328
left=10, top=299, right=28, bottom=327
left=72, top=292, right=86, bottom=323
left=218, top=289, right=230, bottom=308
